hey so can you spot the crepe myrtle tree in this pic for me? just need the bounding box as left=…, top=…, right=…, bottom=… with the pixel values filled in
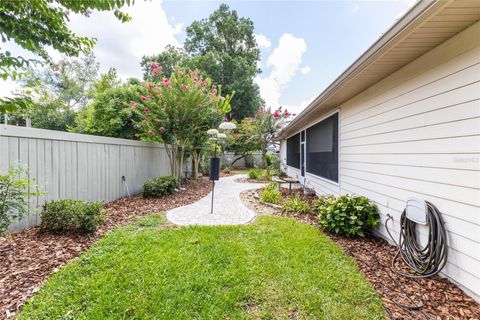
left=133, top=65, right=232, bottom=180
left=231, top=106, right=293, bottom=168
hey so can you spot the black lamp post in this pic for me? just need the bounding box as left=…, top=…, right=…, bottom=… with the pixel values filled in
left=207, top=122, right=236, bottom=214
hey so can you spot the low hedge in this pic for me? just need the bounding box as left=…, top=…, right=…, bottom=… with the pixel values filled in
left=143, top=175, right=178, bottom=198
left=41, top=200, right=104, bottom=233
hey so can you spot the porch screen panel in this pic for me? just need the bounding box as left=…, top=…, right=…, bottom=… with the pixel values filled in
left=286, top=133, right=300, bottom=169
left=306, top=113, right=338, bottom=182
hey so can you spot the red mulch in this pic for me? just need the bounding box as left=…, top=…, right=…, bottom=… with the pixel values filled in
left=0, top=177, right=211, bottom=319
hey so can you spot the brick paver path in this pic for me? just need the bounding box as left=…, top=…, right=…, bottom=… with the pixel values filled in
left=166, top=174, right=264, bottom=225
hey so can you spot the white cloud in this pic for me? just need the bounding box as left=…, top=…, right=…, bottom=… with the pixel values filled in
left=255, top=33, right=307, bottom=108
left=68, top=0, right=182, bottom=79
left=254, top=34, right=272, bottom=49
left=300, top=66, right=311, bottom=75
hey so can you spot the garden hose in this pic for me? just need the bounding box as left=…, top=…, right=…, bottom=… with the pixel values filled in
left=385, top=201, right=448, bottom=279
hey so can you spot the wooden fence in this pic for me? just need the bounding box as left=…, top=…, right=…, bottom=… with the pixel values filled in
left=0, top=125, right=171, bottom=232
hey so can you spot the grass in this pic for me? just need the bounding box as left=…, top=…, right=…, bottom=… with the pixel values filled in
left=20, top=214, right=384, bottom=319
left=232, top=169, right=250, bottom=175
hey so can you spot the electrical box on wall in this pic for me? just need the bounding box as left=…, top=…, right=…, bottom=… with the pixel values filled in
left=405, top=197, right=428, bottom=225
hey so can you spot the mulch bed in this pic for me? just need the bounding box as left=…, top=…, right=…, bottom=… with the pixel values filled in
left=240, top=189, right=480, bottom=320
left=0, top=177, right=212, bottom=320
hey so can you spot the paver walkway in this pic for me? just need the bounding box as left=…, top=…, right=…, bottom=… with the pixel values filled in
left=166, top=174, right=264, bottom=225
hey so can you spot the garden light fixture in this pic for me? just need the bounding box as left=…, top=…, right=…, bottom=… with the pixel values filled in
left=207, top=122, right=236, bottom=214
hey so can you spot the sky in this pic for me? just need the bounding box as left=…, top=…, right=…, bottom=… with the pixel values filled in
left=1, top=0, right=415, bottom=116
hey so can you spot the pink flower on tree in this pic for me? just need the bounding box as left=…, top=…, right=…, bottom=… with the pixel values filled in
left=147, top=83, right=155, bottom=89
left=202, top=81, right=207, bottom=88
left=140, top=96, right=146, bottom=101
left=158, top=127, right=165, bottom=132
left=144, top=107, right=149, bottom=113
left=146, top=95, right=152, bottom=101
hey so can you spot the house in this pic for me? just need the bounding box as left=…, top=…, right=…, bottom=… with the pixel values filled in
left=277, top=0, right=480, bottom=301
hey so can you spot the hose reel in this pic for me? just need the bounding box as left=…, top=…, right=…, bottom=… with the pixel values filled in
left=386, top=198, right=448, bottom=278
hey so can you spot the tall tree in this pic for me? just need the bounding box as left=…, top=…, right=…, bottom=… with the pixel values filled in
left=36, top=53, right=100, bottom=110
left=72, top=75, right=146, bottom=139
left=141, top=46, right=192, bottom=81
left=0, top=0, right=132, bottom=113
left=184, top=4, right=263, bottom=121
left=7, top=98, right=75, bottom=131
left=6, top=54, right=99, bottom=130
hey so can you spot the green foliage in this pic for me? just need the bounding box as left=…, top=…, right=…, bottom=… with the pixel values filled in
left=72, top=82, right=146, bottom=139
left=184, top=4, right=262, bottom=120
left=41, top=200, right=103, bottom=233
left=229, top=107, right=293, bottom=168
left=133, top=67, right=232, bottom=180
left=313, top=195, right=380, bottom=237
left=19, top=216, right=384, bottom=319
left=0, top=0, right=131, bottom=88
left=248, top=168, right=263, bottom=180
left=282, top=197, right=310, bottom=214
left=90, top=68, right=122, bottom=96
left=265, top=154, right=280, bottom=171
left=8, top=99, right=75, bottom=131
left=0, top=166, right=43, bottom=234
left=260, top=183, right=282, bottom=205
left=141, top=45, right=192, bottom=81
left=142, top=176, right=179, bottom=198
left=39, top=54, right=100, bottom=109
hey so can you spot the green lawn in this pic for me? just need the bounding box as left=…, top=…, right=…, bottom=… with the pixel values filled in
left=20, top=215, right=384, bottom=319
left=232, top=169, right=251, bottom=175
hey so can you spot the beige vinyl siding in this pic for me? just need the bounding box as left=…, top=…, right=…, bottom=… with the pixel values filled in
left=339, top=21, right=480, bottom=298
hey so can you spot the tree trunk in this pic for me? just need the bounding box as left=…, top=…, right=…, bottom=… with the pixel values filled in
left=230, top=154, right=247, bottom=167
left=261, top=149, right=267, bottom=169
left=178, top=145, right=184, bottom=183
left=191, top=150, right=199, bottom=179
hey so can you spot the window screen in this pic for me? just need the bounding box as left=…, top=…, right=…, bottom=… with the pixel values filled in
left=306, top=113, right=338, bottom=182
left=286, top=133, right=300, bottom=169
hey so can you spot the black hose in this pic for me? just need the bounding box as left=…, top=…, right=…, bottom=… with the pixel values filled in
left=385, top=201, right=448, bottom=279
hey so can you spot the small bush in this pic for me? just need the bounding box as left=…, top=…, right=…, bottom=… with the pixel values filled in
left=143, top=175, right=178, bottom=197
left=282, top=197, right=310, bottom=214
left=260, top=182, right=282, bottom=204
left=265, top=154, right=281, bottom=170
left=0, top=165, right=43, bottom=235
left=222, top=166, right=231, bottom=174
left=41, top=200, right=103, bottom=233
left=313, top=194, right=380, bottom=237
left=248, top=168, right=262, bottom=180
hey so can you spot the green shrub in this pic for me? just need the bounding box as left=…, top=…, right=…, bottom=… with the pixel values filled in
left=313, top=194, right=380, bottom=237
left=0, top=166, right=43, bottom=235
left=41, top=200, right=103, bottom=233
left=260, top=182, right=282, bottom=204
left=143, top=175, right=178, bottom=197
left=222, top=166, right=231, bottom=174
left=282, top=197, right=310, bottom=214
left=248, top=168, right=262, bottom=180
left=265, top=154, right=281, bottom=170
